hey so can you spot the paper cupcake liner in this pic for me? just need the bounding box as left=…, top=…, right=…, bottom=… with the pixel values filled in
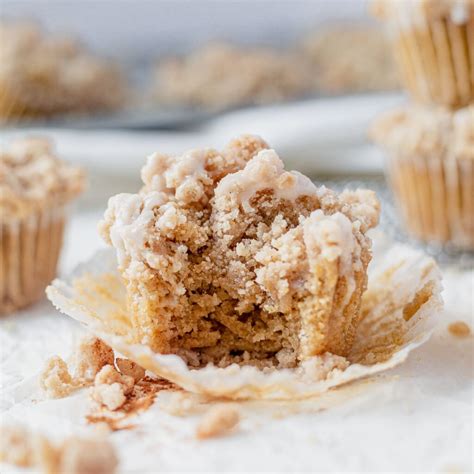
left=46, top=236, right=443, bottom=400
left=387, top=153, right=474, bottom=249
left=0, top=208, right=66, bottom=315
left=391, top=16, right=473, bottom=108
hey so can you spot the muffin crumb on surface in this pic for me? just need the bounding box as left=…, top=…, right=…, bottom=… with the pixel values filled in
left=196, top=404, right=240, bottom=439
left=448, top=321, right=471, bottom=338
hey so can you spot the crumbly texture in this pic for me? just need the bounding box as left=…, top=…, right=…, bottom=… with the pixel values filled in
left=40, top=356, right=77, bottom=399
left=92, top=364, right=135, bottom=411
left=300, top=25, right=399, bottom=94
left=195, top=405, right=240, bottom=440
left=0, top=137, right=85, bottom=220
left=371, top=105, right=474, bottom=160
left=100, top=135, right=380, bottom=369
left=448, top=321, right=471, bottom=337
left=75, top=336, right=115, bottom=382
left=0, top=21, right=126, bottom=122
left=0, top=426, right=117, bottom=474
left=115, top=358, right=146, bottom=383
left=154, top=42, right=312, bottom=109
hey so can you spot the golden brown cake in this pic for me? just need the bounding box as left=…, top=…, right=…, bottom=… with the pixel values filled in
left=372, top=0, right=474, bottom=108
left=0, top=138, right=85, bottom=314
left=99, top=135, right=380, bottom=368
left=301, top=24, right=400, bottom=94
left=153, top=43, right=312, bottom=109
left=371, top=104, right=473, bottom=249
left=0, top=22, right=126, bottom=122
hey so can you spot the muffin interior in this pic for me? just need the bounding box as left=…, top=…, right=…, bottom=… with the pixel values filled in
left=100, top=136, right=379, bottom=368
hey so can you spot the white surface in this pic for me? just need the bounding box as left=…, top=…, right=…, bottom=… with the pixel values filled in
left=0, top=209, right=473, bottom=473
left=1, top=93, right=405, bottom=177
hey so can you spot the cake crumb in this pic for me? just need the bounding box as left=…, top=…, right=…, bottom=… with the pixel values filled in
left=92, top=365, right=135, bottom=411
left=116, top=358, right=146, bottom=383
left=40, top=356, right=77, bottom=399
left=448, top=321, right=471, bottom=338
left=0, top=426, right=117, bottom=474
left=160, top=391, right=200, bottom=417
left=59, top=436, right=118, bottom=474
left=75, top=336, right=115, bottom=381
left=196, top=404, right=240, bottom=439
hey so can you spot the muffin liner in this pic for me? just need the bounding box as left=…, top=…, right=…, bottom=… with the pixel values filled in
left=46, top=236, right=443, bottom=400
left=387, top=153, right=474, bottom=249
left=1, top=208, right=66, bottom=315
left=389, top=15, right=473, bottom=108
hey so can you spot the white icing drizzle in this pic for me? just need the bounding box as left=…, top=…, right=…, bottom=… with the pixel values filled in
left=214, top=149, right=319, bottom=211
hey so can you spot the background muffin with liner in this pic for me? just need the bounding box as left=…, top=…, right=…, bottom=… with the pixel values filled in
left=0, top=137, right=85, bottom=314
left=372, top=0, right=474, bottom=109
left=371, top=104, right=474, bottom=249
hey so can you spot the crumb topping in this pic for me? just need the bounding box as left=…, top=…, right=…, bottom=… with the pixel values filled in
left=92, top=364, right=135, bottom=411
left=74, top=336, right=115, bottom=381
left=100, top=135, right=380, bottom=368
left=448, top=321, right=471, bottom=337
left=40, top=356, right=77, bottom=399
left=0, top=137, right=85, bottom=219
left=195, top=404, right=240, bottom=439
left=371, top=105, right=474, bottom=160
left=0, top=426, right=117, bottom=474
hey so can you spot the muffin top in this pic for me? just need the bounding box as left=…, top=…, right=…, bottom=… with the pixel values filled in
left=0, top=137, right=85, bottom=220
left=370, top=105, right=474, bottom=160
left=371, top=0, right=473, bottom=24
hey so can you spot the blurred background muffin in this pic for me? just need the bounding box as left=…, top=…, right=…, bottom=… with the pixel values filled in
left=0, top=138, right=85, bottom=314
left=372, top=0, right=474, bottom=108
left=300, top=24, right=400, bottom=94
left=371, top=105, right=473, bottom=249
left=0, top=21, right=127, bottom=123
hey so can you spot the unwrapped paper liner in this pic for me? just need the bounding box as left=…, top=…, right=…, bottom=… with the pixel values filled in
left=46, top=237, right=443, bottom=400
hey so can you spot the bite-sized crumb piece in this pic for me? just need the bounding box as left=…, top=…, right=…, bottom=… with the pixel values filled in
left=92, top=365, right=134, bottom=411
left=59, top=437, right=118, bottom=474
left=75, top=336, right=115, bottom=381
left=40, top=356, right=76, bottom=398
left=159, top=391, right=199, bottom=417
left=115, top=358, right=145, bottom=383
left=196, top=404, right=240, bottom=439
left=0, top=425, right=59, bottom=471
left=448, top=321, right=471, bottom=338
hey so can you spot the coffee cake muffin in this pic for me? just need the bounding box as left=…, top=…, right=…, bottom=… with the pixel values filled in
left=372, top=0, right=474, bottom=108
left=0, top=138, right=85, bottom=314
left=154, top=43, right=312, bottom=109
left=99, top=135, right=380, bottom=368
left=0, top=22, right=126, bottom=122
left=371, top=104, right=473, bottom=249
left=301, top=24, right=399, bottom=94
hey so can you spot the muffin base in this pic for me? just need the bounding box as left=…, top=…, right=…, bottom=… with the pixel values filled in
left=392, top=17, right=473, bottom=108
left=0, top=209, right=66, bottom=315
left=387, top=155, right=474, bottom=249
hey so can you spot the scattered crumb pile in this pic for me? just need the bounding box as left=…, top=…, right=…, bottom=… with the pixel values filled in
left=448, top=321, right=471, bottom=338
left=0, top=425, right=117, bottom=474
left=100, top=135, right=380, bottom=369
left=196, top=404, right=240, bottom=440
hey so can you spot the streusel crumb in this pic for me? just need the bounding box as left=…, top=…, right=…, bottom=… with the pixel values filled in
left=75, top=336, right=115, bottom=381
left=40, top=356, right=76, bottom=399
left=448, top=321, right=471, bottom=338
left=59, top=436, right=118, bottom=474
left=100, top=135, right=380, bottom=368
left=196, top=405, right=240, bottom=439
left=115, top=358, right=146, bottom=383
left=92, top=365, right=134, bottom=411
